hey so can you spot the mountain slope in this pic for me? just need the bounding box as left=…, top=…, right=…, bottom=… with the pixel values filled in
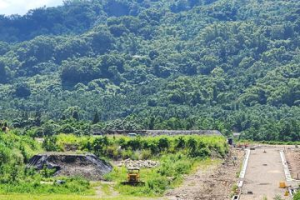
left=0, top=0, right=299, bottom=140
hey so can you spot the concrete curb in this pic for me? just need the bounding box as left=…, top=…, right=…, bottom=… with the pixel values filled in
left=240, top=149, right=251, bottom=179
left=280, top=150, right=293, bottom=182
left=234, top=149, right=251, bottom=200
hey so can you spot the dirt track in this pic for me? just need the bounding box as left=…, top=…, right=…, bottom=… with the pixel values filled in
left=286, top=148, right=300, bottom=180
left=166, top=149, right=243, bottom=200
left=240, top=147, right=289, bottom=200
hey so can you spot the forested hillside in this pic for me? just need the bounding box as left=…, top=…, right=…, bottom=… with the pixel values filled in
left=0, top=0, right=299, bottom=141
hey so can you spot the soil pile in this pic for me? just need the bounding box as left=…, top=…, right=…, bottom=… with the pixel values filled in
left=27, top=153, right=112, bottom=180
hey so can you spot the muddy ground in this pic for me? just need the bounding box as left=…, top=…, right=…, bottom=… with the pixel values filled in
left=165, top=149, right=244, bottom=200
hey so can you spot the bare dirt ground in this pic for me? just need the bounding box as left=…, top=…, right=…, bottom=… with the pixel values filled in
left=240, top=147, right=290, bottom=200
left=286, top=148, right=300, bottom=180
left=165, top=149, right=244, bottom=200
left=90, top=181, right=119, bottom=198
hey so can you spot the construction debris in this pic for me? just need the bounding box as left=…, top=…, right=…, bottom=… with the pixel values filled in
left=117, top=159, right=159, bottom=169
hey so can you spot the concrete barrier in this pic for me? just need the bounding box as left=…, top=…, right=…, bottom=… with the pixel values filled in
left=240, top=149, right=251, bottom=179
left=280, top=150, right=293, bottom=182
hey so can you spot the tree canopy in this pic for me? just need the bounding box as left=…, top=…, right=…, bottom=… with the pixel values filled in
left=0, top=0, right=299, bottom=141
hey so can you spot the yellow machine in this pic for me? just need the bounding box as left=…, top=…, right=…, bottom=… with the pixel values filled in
left=122, top=167, right=145, bottom=186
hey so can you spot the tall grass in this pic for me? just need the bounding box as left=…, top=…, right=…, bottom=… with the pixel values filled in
left=46, top=134, right=228, bottom=197
left=105, top=155, right=220, bottom=197
left=0, top=132, right=92, bottom=195
left=0, top=132, right=228, bottom=197
left=46, top=134, right=228, bottom=160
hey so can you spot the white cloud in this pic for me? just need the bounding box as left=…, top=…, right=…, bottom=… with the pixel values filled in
left=0, top=0, right=63, bottom=16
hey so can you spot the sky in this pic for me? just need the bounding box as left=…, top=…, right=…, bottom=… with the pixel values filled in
left=0, top=0, right=63, bottom=16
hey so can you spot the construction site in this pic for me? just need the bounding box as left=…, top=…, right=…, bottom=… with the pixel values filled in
left=2, top=123, right=300, bottom=200
left=25, top=134, right=300, bottom=200
left=162, top=144, right=300, bottom=200
left=237, top=145, right=300, bottom=200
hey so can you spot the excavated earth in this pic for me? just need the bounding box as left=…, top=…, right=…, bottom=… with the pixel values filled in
left=166, top=149, right=243, bottom=200
left=27, top=153, right=112, bottom=180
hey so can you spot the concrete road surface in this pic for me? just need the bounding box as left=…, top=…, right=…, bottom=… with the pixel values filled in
left=240, top=147, right=290, bottom=200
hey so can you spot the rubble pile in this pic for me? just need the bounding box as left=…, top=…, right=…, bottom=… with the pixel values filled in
left=118, top=159, right=159, bottom=168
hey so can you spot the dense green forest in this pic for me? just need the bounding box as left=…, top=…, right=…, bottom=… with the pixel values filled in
left=0, top=0, right=299, bottom=141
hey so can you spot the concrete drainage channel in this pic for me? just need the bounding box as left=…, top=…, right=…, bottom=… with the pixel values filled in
left=232, top=149, right=251, bottom=200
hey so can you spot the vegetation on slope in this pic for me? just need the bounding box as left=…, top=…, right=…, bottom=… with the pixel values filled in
left=0, top=131, right=92, bottom=195
left=0, top=0, right=299, bottom=140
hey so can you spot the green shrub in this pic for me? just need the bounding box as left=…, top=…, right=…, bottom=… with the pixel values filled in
left=126, top=138, right=142, bottom=151
left=121, top=149, right=134, bottom=159
left=175, top=137, right=185, bottom=149
left=42, top=136, right=59, bottom=151
left=158, top=162, right=175, bottom=177
left=158, top=137, right=170, bottom=151
left=106, top=145, right=120, bottom=159
left=147, top=177, right=169, bottom=194
left=174, top=161, right=192, bottom=174
left=130, top=151, right=140, bottom=160
left=141, top=149, right=152, bottom=160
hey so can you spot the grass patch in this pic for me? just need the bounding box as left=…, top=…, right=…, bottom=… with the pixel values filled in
left=0, top=195, right=154, bottom=200
left=0, top=132, right=227, bottom=198
left=100, top=183, right=112, bottom=196
left=105, top=155, right=221, bottom=197
left=0, top=177, right=94, bottom=195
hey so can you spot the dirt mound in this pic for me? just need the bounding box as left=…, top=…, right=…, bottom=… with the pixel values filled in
left=27, top=153, right=112, bottom=180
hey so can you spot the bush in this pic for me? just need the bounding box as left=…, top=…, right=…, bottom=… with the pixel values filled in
left=147, top=177, right=169, bottom=194
left=42, top=136, right=59, bottom=151
left=59, top=124, right=75, bottom=134
left=196, top=148, right=211, bottom=157
left=141, top=149, right=152, bottom=160
left=106, top=145, right=120, bottom=159
left=121, top=149, right=134, bottom=159
left=130, top=151, right=140, bottom=160
left=126, top=138, right=142, bottom=150
left=158, top=137, right=169, bottom=151
left=175, top=137, right=185, bottom=149
left=174, top=160, right=192, bottom=174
